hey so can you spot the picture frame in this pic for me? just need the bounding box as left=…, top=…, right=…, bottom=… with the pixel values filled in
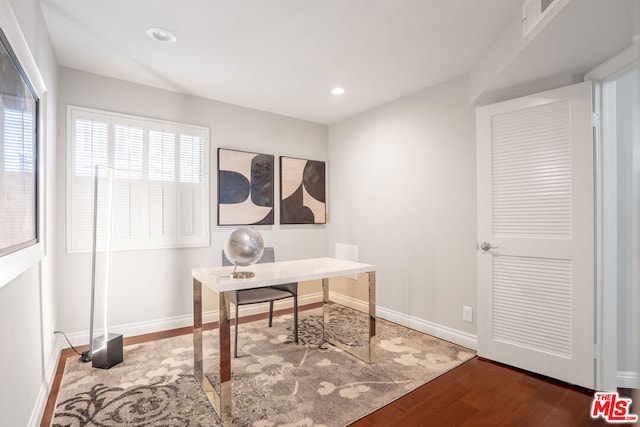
left=0, top=28, right=39, bottom=257
left=280, top=156, right=326, bottom=224
left=217, top=148, right=274, bottom=225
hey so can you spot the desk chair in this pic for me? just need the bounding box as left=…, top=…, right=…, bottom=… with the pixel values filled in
left=222, top=247, right=299, bottom=357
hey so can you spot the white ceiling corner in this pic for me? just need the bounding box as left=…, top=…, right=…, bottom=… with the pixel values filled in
left=39, top=0, right=518, bottom=124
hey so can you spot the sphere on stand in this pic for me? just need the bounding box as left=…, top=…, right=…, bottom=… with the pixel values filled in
left=223, top=227, right=264, bottom=277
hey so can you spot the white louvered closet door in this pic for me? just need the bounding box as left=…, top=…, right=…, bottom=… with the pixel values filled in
left=476, top=82, right=595, bottom=389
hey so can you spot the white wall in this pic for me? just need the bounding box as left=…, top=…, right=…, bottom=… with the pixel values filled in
left=0, top=0, right=59, bottom=426
left=55, top=68, right=329, bottom=341
left=328, top=75, right=477, bottom=345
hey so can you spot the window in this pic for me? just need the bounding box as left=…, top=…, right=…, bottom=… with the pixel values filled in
left=67, top=106, right=209, bottom=252
left=0, top=28, right=39, bottom=258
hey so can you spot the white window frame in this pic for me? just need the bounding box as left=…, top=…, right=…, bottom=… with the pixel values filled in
left=0, top=2, right=47, bottom=288
left=66, top=105, right=210, bottom=253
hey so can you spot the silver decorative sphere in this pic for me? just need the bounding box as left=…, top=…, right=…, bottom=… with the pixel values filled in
left=223, top=227, right=265, bottom=267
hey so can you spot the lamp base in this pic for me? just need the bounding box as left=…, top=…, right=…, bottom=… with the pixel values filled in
left=92, top=333, right=123, bottom=369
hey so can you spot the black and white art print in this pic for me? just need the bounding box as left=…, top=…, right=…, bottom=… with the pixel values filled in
left=280, top=156, right=326, bottom=224
left=217, top=148, right=274, bottom=225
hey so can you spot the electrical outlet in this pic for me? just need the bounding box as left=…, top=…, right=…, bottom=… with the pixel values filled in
left=463, top=306, right=473, bottom=323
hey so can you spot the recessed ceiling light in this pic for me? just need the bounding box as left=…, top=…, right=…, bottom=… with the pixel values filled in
left=146, top=27, right=177, bottom=43
left=331, top=87, right=345, bottom=96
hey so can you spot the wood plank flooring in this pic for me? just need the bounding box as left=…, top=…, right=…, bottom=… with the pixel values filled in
left=350, top=357, right=620, bottom=427
left=41, top=305, right=629, bottom=426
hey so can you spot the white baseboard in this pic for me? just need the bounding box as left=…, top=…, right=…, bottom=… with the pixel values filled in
left=376, top=305, right=478, bottom=351
left=29, top=335, right=63, bottom=427
left=325, top=294, right=477, bottom=351
left=329, top=292, right=369, bottom=312
left=618, top=370, right=640, bottom=388
left=62, top=292, right=323, bottom=347
left=59, top=293, right=477, bottom=355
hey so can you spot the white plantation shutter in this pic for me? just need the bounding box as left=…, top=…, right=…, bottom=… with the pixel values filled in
left=67, top=106, right=209, bottom=252
left=178, top=132, right=206, bottom=244
left=148, top=182, right=177, bottom=243
left=69, top=111, right=110, bottom=250
left=113, top=180, right=149, bottom=243
left=114, top=123, right=143, bottom=179
left=113, top=123, right=146, bottom=243
left=148, top=127, right=176, bottom=245
left=179, top=133, right=203, bottom=183
left=149, top=128, right=176, bottom=182
left=74, top=117, right=109, bottom=176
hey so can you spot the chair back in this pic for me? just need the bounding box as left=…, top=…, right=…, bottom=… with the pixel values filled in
left=222, top=247, right=275, bottom=266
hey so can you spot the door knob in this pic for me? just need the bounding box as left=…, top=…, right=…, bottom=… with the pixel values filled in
left=480, top=242, right=497, bottom=251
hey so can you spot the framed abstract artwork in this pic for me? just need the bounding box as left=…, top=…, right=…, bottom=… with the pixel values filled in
left=218, top=148, right=274, bottom=225
left=280, top=156, right=326, bottom=224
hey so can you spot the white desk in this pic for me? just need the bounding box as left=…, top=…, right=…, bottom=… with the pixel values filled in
left=192, top=257, right=376, bottom=422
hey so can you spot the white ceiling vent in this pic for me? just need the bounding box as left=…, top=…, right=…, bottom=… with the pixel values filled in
left=522, top=0, right=559, bottom=38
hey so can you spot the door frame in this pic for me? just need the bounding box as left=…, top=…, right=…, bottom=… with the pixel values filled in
left=586, top=40, right=640, bottom=390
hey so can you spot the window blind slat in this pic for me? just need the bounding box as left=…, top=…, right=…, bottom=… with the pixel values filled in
left=180, top=134, right=204, bottom=183
left=1, top=105, right=36, bottom=250
left=3, top=108, right=33, bottom=172
left=114, top=124, right=143, bottom=179
left=74, top=118, right=109, bottom=177
left=149, top=129, right=175, bottom=182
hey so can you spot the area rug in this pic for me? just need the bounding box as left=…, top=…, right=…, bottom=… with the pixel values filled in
left=51, top=306, right=475, bottom=426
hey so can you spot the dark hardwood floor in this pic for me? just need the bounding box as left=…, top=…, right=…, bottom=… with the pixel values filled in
left=350, top=357, right=624, bottom=427
left=41, top=305, right=632, bottom=426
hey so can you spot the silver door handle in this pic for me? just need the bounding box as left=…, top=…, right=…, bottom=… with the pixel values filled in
left=479, top=242, right=497, bottom=251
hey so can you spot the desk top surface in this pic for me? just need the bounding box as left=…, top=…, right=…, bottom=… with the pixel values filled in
left=192, top=257, right=375, bottom=292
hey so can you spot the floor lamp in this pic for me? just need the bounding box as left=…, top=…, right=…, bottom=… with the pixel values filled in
left=82, top=165, right=123, bottom=369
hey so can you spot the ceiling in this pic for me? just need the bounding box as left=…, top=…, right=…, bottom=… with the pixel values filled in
left=478, top=0, right=640, bottom=103
left=40, top=0, right=518, bottom=124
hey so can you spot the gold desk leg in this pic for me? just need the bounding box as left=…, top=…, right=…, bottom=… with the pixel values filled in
left=321, top=272, right=376, bottom=364
left=193, top=278, right=204, bottom=384
left=192, top=279, right=232, bottom=423
left=322, top=277, right=330, bottom=338
left=368, top=271, right=376, bottom=362
left=218, top=291, right=232, bottom=421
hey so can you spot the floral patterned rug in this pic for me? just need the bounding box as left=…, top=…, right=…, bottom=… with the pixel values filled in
left=51, top=306, right=475, bottom=426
